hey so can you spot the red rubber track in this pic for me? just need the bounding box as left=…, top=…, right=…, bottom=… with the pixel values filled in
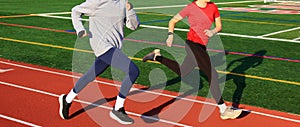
left=0, top=58, right=299, bottom=127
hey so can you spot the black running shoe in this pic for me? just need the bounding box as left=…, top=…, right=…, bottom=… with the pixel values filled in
left=142, top=49, right=161, bottom=62
left=59, top=94, right=71, bottom=119
left=110, top=107, right=134, bottom=124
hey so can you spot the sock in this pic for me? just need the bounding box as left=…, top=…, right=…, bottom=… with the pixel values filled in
left=114, top=95, right=125, bottom=111
left=218, top=103, right=227, bottom=114
left=66, top=89, right=77, bottom=103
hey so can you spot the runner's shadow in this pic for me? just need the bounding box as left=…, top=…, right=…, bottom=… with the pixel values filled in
left=69, top=96, right=117, bottom=119
left=141, top=87, right=200, bottom=123
left=138, top=70, right=204, bottom=123
left=223, top=50, right=266, bottom=119
left=133, top=53, right=227, bottom=123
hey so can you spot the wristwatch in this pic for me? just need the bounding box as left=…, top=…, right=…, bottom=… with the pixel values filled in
left=168, top=32, right=174, bottom=35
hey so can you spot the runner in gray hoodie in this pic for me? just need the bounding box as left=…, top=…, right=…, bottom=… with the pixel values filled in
left=59, top=0, right=139, bottom=124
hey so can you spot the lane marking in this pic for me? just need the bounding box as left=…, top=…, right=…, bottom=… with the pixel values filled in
left=221, top=18, right=298, bottom=27
left=293, top=37, right=300, bottom=41
left=1, top=21, right=299, bottom=63
left=0, top=37, right=299, bottom=86
left=0, top=81, right=191, bottom=127
left=136, top=12, right=299, bottom=27
left=0, top=114, right=42, bottom=127
left=139, top=24, right=300, bottom=44
left=0, top=14, right=37, bottom=19
left=260, top=27, right=300, bottom=37
left=0, top=60, right=300, bottom=123
left=0, top=1, right=260, bottom=19
left=35, top=13, right=300, bottom=43
left=134, top=1, right=260, bottom=10
left=0, top=68, right=14, bottom=73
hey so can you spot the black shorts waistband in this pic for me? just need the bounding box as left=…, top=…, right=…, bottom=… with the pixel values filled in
left=185, top=40, right=207, bottom=51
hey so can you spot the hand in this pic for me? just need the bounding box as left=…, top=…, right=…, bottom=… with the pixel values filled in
left=166, top=34, right=173, bottom=47
left=78, top=30, right=87, bottom=38
left=204, top=29, right=217, bottom=38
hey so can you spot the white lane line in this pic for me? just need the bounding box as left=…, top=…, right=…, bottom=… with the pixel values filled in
left=134, top=1, right=261, bottom=10
left=140, top=24, right=300, bottom=44
left=0, top=114, right=42, bottom=127
left=0, top=68, right=14, bottom=73
left=293, top=37, right=300, bottom=41
left=35, top=14, right=300, bottom=44
left=36, top=12, right=71, bottom=15
left=259, top=27, right=300, bottom=37
left=0, top=81, right=191, bottom=127
left=0, top=60, right=300, bottom=123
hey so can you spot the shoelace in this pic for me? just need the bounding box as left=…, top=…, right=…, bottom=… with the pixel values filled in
left=118, top=107, right=127, bottom=115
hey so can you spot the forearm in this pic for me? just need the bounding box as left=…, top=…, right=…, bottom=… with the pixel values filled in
left=71, top=8, right=85, bottom=34
left=125, top=9, right=139, bottom=30
left=71, top=0, right=98, bottom=35
left=214, top=17, right=222, bottom=33
left=168, top=20, right=176, bottom=33
left=125, top=2, right=139, bottom=30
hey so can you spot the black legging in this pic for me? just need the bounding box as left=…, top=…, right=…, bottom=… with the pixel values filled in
left=156, top=40, right=224, bottom=104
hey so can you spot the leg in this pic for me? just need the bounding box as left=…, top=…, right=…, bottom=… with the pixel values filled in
left=59, top=55, right=109, bottom=120
left=73, top=58, right=110, bottom=93
left=107, top=48, right=140, bottom=98
left=149, top=43, right=197, bottom=77
left=100, top=48, right=138, bottom=124
left=186, top=41, right=224, bottom=104
left=186, top=41, right=242, bottom=119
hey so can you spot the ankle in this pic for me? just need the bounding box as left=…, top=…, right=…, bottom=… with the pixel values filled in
left=218, top=103, right=227, bottom=113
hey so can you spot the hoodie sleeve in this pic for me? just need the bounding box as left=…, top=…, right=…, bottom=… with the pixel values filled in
left=125, top=8, right=140, bottom=30
left=71, top=0, right=98, bottom=35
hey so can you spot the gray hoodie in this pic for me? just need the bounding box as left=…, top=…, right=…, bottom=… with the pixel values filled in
left=71, top=0, right=139, bottom=57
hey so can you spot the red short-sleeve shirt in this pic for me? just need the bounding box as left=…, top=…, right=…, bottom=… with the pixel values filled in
left=179, top=2, right=220, bottom=46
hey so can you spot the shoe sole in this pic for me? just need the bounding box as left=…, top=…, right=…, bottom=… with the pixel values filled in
left=58, top=94, right=67, bottom=120
left=220, top=110, right=242, bottom=120
left=109, top=111, right=133, bottom=125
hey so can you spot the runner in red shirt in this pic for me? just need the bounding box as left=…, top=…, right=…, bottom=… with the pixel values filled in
left=143, top=0, right=242, bottom=120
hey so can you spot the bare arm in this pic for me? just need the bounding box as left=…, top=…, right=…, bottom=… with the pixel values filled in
left=166, top=14, right=183, bottom=47
left=168, top=13, right=183, bottom=33
left=214, top=17, right=222, bottom=33
left=204, top=16, right=222, bottom=37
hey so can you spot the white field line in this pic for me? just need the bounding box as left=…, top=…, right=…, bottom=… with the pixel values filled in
left=140, top=24, right=300, bottom=44
left=293, top=37, right=300, bottom=41
left=35, top=12, right=71, bottom=15
left=0, top=81, right=192, bottom=127
left=0, top=114, right=42, bottom=127
left=259, top=27, right=300, bottom=37
left=0, top=60, right=300, bottom=123
left=134, top=0, right=260, bottom=10
left=35, top=14, right=300, bottom=44
left=0, top=68, right=14, bottom=73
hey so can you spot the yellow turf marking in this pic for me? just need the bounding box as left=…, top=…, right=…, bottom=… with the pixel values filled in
left=222, top=18, right=299, bottom=27
left=0, top=37, right=92, bottom=53
left=0, top=14, right=37, bottom=19
left=0, top=36, right=299, bottom=86
left=137, top=12, right=173, bottom=17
